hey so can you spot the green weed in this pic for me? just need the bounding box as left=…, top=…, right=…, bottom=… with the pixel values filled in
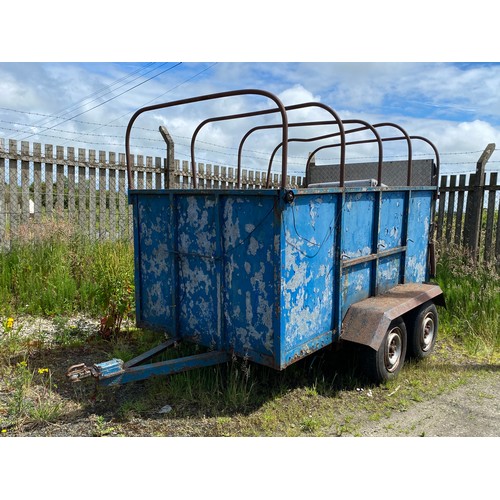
left=0, top=218, right=135, bottom=337
left=435, top=243, right=500, bottom=359
left=0, top=317, right=25, bottom=364
left=3, top=360, right=62, bottom=427
left=92, top=415, right=118, bottom=437
left=300, top=415, right=321, bottom=433
left=52, top=317, right=88, bottom=347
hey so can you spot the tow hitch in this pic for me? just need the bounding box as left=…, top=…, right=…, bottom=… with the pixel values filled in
left=66, top=339, right=229, bottom=386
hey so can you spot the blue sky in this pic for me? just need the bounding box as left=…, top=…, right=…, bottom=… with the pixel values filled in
left=1, top=61, right=499, bottom=178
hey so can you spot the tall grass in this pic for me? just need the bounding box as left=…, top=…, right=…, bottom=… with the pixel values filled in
left=435, top=243, right=500, bottom=359
left=0, top=218, right=134, bottom=319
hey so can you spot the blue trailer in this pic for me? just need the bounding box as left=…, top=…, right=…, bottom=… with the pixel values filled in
left=67, top=89, right=444, bottom=386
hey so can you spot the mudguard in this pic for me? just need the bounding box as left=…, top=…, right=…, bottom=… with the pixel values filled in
left=340, top=283, right=445, bottom=351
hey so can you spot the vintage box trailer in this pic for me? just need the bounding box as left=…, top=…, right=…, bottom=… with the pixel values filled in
left=67, top=89, right=444, bottom=386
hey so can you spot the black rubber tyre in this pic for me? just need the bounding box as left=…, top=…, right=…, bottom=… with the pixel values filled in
left=363, top=317, right=407, bottom=384
left=407, top=301, right=438, bottom=360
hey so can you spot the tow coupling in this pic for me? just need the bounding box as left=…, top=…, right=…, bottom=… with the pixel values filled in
left=66, top=359, right=124, bottom=383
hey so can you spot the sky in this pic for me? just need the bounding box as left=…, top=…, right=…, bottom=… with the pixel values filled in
left=1, top=61, right=499, bottom=181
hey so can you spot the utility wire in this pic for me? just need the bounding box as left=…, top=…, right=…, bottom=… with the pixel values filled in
left=86, top=62, right=218, bottom=135
left=12, top=62, right=158, bottom=138
left=1, top=62, right=217, bottom=142
left=0, top=108, right=493, bottom=161
left=19, top=62, right=183, bottom=141
left=1, top=110, right=495, bottom=159
left=2, top=119, right=496, bottom=168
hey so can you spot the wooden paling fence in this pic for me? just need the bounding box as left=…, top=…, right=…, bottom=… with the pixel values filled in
left=436, top=144, right=499, bottom=264
left=0, top=139, right=303, bottom=248
left=1, top=138, right=498, bottom=264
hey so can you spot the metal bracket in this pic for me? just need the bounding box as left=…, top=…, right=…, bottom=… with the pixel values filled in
left=284, top=190, right=295, bottom=203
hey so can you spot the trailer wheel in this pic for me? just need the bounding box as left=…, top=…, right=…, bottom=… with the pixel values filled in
left=364, top=317, right=407, bottom=384
left=407, top=302, right=438, bottom=360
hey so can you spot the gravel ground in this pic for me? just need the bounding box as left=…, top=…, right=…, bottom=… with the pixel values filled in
left=353, top=369, right=500, bottom=437
left=1, top=315, right=499, bottom=438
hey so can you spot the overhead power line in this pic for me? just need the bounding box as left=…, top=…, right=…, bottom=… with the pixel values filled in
left=0, top=116, right=493, bottom=164
left=86, top=62, right=219, bottom=135
left=19, top=62, right=183, bottom=141
left=0, top=63, right=218, bottom=135
left=12, top=62, right=158, bottom=138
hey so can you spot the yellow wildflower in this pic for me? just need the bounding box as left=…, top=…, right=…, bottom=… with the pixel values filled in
left=1, top=429, right=6, bottom=433
left=38, top=368, right=49, bottom=375
left=6, top=317, right=14, bottom=329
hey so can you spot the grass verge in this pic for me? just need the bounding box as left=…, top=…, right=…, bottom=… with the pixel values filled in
left=0, top=218, right=134, bottom=326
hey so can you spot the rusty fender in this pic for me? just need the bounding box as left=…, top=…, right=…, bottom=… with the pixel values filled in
left=340, top=283, right=445, bottom=351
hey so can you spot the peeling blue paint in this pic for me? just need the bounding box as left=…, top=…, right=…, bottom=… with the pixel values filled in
left=378, top=191, right=404, bottom=250
left=405, top=191, right=432, bottom=283
left=130, top=185, right=435, bottom=371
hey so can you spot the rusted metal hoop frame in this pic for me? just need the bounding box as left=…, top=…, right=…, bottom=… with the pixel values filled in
left=191, top=102, right=346, bottom=188
left=125, top=89, right=439, bottom=190
left=263, top=119, right=383, bottom=187
left=125, top=89, right=289, bottom=189
left=305, top=133, right=440, bottom=187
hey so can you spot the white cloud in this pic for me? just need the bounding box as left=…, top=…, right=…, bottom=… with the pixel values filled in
left=1, top=62, right=499, bottom=178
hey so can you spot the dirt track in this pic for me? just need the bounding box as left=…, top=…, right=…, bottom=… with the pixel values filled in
left=354, top=369, right=500, bottom=437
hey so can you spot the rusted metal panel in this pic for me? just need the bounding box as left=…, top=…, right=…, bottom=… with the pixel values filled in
left=133, top=194, right=175, bottom=331
left=308, top=159, right=435, bottom=187
left=132, top=189, right=281, bottom=368
left=176, top=194, right=220, bottom=348
left=131, top=184, right=438, bottom=372
left=377, top=191, right=405, bottom=293
left=341, top=191, right=375, bottom=315
left=340, top=283, right=444, bottom=350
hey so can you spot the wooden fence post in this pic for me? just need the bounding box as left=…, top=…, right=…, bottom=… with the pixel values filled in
left=33, top=143, right=42, bottom=218
left=484, top=172, right=498, bottom=262
left=9, top=140, right=19, bottom=237
left=463, top=143, right=495, bottom=259
left=21, top=141, right=30, bottom=224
